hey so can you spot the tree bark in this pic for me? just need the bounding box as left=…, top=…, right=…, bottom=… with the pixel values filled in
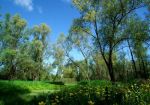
left=108, top=50, right=115, bottom=82
left=127, top=39, right=137, bottom=78
left=141, top=57, right=148, bottom=79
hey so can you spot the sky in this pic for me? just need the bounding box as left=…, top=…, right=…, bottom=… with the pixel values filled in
left=0, top=0, right=80, bottom=42
left=0, top=0, right=84, bottom=61
left=0, top=0, right=147, bottom=40
left=0, top=0, right=148, bottom=61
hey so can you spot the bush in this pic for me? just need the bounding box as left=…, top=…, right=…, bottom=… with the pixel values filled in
left=49, top=81, right=65, bottom=85
left=78, top=81, right=88, bottom=85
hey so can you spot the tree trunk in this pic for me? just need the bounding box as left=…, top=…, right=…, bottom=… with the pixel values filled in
left=127, top=40, right=137, bottom=78
left=141, top=57, right=148, bottom=79
left=108, top=56, right=115, bottom=82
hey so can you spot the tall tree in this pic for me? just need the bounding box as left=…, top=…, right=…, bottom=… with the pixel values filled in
left=31, top=23, right=50, bottom=80
left=71, top=0, right=149, bottom=82
left=125, top=16, right=149, bottom=79
left=0, top=14, right=27, bottom=79
left=51, top=34, right=65, bottom=81
left=69, top=25, right=92, bottom=80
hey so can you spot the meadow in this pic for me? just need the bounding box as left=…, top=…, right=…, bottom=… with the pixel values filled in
left=0, top=80, right=61, bottom=105
left=0, top=80, right=150, bottom=105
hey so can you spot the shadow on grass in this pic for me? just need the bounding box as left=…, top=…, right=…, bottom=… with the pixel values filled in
left=0, top=81, right=31, bottom=105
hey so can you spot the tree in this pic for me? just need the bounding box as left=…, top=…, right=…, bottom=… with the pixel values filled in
left=0, top=14, right=27, bottom=79
left=31, top=23, right=50, bottom=80
left=68, top=24, right=93, bottom=80
left=51, top=34, right=65, bottom=81
left=125, top=16, right=149, bottom=79
left=90, top=53, right=108, bottom=80
left=71, top=0, right=149, bottom=82
left=0, top=13, right=51, bottom=80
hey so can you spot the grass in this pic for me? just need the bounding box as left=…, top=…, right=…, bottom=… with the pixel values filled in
left=32, top=80, right=150, bottom=105
left=0, top=80, right=61, bottom=105
left=0, top=80, right=150, bottom=105
left=0, top=80, right=59, bottom=90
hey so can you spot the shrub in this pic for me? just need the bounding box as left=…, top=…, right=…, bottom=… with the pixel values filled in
left=78, top=81, right=88, bottom=85
left=49, top=81, right=65, bottom=85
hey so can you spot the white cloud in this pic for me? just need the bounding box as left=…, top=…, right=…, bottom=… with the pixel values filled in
left=14, top=0, right=33, bottom=11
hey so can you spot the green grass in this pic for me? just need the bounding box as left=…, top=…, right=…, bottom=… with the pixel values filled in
left=78, top=80, right=112, bottom=86
left=0, top=80, right=61, bottom=105
left=1, top=80, right=149, bottom=105
left=0, top=80, right=59, bottom=90
left=32, top=80, right=150, bottom=105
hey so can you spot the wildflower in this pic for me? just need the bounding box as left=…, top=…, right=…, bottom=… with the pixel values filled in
left=56, top=99, right=59, bottom=103
left=127, top=90, right=131, bottom=93
left=113, top=104, right=118, bottom=105
left=146, top=85, right=149, bottom=88
left=117, top=84, right=121, bottom=87
left=96, top=91, right=100, bottom=95
left=69, top=93, right=74, bottom=96
left=79, top=90, right=82, bottom=93
left=88, top=100, right=94, bottom=105
left=55, top=98, right=59, bottom=103
left=51, top=102, right=57, bottom=105
left=38, top=101, right=45, bottom=105
left=84, top=93, right=88, bottom=96
left=89, top=88, right=92, bottom=90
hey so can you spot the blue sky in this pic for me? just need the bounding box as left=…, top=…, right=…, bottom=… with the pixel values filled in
left=0, top=0, right=84, bottom=61
left=0, top=0, right=148, bottom=61
left=0, top=0, right=147, bottom=43
left=0, top=0, right=80, bottom=42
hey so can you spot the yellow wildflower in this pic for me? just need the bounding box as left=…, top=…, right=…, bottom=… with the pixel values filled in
left=96, top=91, right=100, bottom=95
left=84, top=93, right=88, bottom=96
left=38, top=101, right=45, bottom=105
left=88, top=100, right=94, bottom=105
left=51, top=102, right=57, bottom=105
left=55, top=98, right=59, bottom=103
left=69, top=93, right=74, bottom=96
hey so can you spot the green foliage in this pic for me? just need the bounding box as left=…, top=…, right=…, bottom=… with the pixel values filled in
left=32, top=80, right=150, bottom=105
left=70, top=0, right=150, bottom=81
left=0, top=81, right=30, bottom=105
left=0, top=13, right=51, bottom=80
left=49, top=81, right=65, bottom=85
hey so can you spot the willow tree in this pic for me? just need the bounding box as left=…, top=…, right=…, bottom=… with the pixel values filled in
left=31, top=23, right=50, bottom=80
left=0, top=14, right=27, bottom=79
left=125, top=16, right=149, bottom=79
left=71, top=0, right=149, bottom=82
left=51, top=34, right=65, bottom=81
left=68, top=23, right=93, bottom=80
